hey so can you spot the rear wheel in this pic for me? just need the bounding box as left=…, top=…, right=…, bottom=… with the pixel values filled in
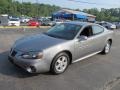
left=101, top=40, right=111, bottom=54
left=50, top=52, right=70, bottom=75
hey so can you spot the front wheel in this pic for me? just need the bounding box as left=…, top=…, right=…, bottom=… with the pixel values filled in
left=101, top=41, right=111, bottom=54
left=50, top=52, right=70, bottom=75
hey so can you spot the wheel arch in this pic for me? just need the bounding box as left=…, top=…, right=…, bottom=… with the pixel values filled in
left=107, top=38, right=112, bottom=45
left=50, top=50, right=73, bottom=69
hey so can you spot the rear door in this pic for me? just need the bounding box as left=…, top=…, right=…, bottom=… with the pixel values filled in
left=74, top=25, right=105, bottom=61
left=91, top=25, right=105, bottom=52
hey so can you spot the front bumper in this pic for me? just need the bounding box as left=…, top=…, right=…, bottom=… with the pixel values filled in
left=8, top=54, right=50, bottom=73
left=8, top=23, right=20, bottom=26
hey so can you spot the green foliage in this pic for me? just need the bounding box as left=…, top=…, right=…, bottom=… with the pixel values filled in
left=83, top=8, right=120, bottom=22
left=0, top=0, right=120, bottom=22
left=0, top=0, right=11, bottom=14
left=0, top=0, right=60, bottom=17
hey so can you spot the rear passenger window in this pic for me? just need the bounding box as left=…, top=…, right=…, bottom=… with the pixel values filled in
left=92, top=25, right=104, bottom=35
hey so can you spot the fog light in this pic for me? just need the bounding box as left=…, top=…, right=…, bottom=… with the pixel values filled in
left=26, top=67, right=32, bottom=73
left=26, top=66, right=36, bottom=73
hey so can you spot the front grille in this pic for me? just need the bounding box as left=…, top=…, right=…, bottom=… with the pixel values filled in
left=11, top=50, right=17, bottom=57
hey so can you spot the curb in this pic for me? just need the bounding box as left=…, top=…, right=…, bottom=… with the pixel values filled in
left=0, top=26, right=51, bottom=29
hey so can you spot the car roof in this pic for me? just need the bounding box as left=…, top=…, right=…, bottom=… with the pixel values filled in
left=64, top=21, right=94, bottom=26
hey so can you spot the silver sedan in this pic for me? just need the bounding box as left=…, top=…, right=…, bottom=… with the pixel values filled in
left=8, top=22, right=113, bottom=74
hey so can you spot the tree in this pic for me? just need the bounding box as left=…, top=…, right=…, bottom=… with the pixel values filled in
left=83, top=8, right=120, bottom=22
left=0, top=0, right=120, bottom=22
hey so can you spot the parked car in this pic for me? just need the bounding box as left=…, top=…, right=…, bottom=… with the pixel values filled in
left=38, top=19, right=55, bottom=26
left=9, top=22, right=113, bottom=74
left=48, top=21, right=56, bottom=26
left=53, top=19, right=71, bottom=26
left=113, top=22, right=120, bottom=29
left=20, top=17, right=30, bottom=23
left=54, top=19, right=64, bottom=25
left=0, top=14, right=8, bottom=26
left=28, top=19, right=41, bottom=26
left=96, top=21, right=116, bottom=29
left=8, top=18, right=20, bottom=26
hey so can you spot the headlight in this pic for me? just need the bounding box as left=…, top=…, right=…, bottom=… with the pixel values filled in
left=22, top=52, right=43, bottom=59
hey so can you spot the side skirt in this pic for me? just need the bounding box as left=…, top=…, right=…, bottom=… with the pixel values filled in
left=72, top=51, right=101, bottom=63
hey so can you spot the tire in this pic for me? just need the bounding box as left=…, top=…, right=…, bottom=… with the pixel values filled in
left=50, top=52, right=70, bottom=75
left=101, top=40, right=111, bottom=54
left=105, top=26, right=109, bottom=29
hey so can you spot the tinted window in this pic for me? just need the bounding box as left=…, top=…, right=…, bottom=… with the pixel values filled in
left=92, top=25, right=104, bottom=35
left=10, top=19, right=19, bottom=21
left=80, top=26, right=93, bottom=37
left=44, top=23, right=82, bottom=40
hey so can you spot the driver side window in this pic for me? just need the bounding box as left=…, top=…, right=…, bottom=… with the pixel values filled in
left=80, top=26, right=93, bottom=37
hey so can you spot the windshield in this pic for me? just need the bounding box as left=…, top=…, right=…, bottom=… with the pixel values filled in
left=45, top=23, right=82, bottom=40
left=9, top=19, right=19, bottom=21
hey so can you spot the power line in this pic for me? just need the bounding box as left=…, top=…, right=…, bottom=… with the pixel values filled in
left=68, top=0, right=118, bottom=6
left=68, top=0, right=99, bottom=5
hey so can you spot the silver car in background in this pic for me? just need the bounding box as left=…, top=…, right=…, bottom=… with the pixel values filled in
left=96, top=21, right=116, bottom=30
left=8, top=22, right=113, bottom=74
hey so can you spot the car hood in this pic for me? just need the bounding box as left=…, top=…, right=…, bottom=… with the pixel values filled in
left=14, top=34, right=66, bottom=52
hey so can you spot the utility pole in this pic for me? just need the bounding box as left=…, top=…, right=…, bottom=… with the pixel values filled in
left=12, top=0, right=15, bottom=16
left=21, top=0, right=23, bottom=16
left=36, top=0, right=39, bottom=18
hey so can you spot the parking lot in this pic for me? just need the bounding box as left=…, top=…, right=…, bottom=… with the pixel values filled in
left=0, top=28, right=120, bottom=90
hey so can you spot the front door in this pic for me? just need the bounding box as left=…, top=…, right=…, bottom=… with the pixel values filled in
left=74, top=25, right=96, bottom=61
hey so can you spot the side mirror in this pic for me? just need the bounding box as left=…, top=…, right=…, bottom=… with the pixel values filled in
left=78, top=35, right=88, bottom=41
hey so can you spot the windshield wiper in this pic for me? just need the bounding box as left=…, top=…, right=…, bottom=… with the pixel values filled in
left=44, top=32, right=70, bottom=40
left=44, top=33, right=58, bottom=38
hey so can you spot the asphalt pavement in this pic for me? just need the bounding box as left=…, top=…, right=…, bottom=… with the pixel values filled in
left=0, top=28, right=120, bottom=90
